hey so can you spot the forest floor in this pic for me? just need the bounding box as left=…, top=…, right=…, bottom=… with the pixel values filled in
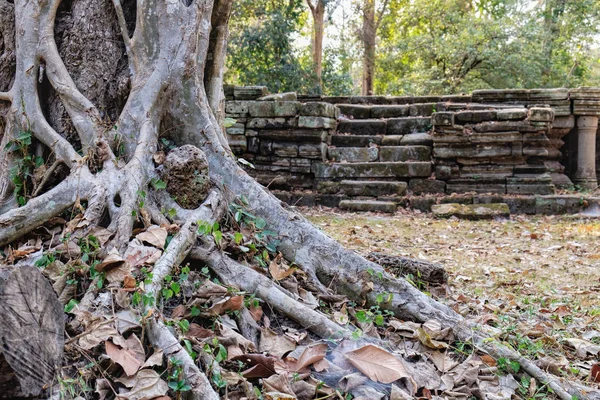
left=304, top=208, right=600, bottom=389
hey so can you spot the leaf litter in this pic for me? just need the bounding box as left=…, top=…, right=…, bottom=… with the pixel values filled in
left=3, top=204, right=600, bottom=399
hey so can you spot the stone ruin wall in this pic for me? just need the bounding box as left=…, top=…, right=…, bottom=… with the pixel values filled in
left=224, top=85, right=600, bottom=214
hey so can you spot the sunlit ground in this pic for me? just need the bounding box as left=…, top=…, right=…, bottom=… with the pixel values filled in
left=303, top=207, right=600, bottom=379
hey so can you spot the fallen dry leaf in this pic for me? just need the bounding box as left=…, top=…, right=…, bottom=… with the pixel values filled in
left=292, top=343, right=328, bottom=372
left=564, top=338, right=600, bottom=358
left=232, top=353, right=286, bottom=378
left=415, top=327, right=449, bottom=350
left=135, top=225, right=168, bottom=249
left=343, top=344, right=411, bottom=384
left=143, top=349, right=164, bottom=368
left=591, top=364, right=600, bottom=382
left=124, top=240, right=162, bottom=268
left=95, top=249, right=126, bottom=272
left=260, top=327, right=296, bottom=358
left=195, top=279, right=228, bottom=298
left=208, top=295, right=244, bottom=315
left=78, top=323, right=119, bottom=350
left=269, top=259, right=296, bottom=281
left=116, top=369, right=168, bottom=400
left=106, top=334, right=145, bottom=376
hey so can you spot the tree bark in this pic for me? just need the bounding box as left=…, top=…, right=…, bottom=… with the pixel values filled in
left=0, top=265, right=64, bottom=397
left=362, top=0, right=376, bottom=95
left=205, top=0, right=234, bottom=121
left=307, top=0, right=325, bottom=91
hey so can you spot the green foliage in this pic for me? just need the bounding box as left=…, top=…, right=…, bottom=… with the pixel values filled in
left=168, top=358, right=191, bottom=393
left=226, top=0, right=353, bottom=95
left=227, top=195, right=280, bottom=268
left=227, top=0, right=600, bottom=95
left=375, top=0, right=600, bottom=94
left=5, top=130, right=42, bottom=206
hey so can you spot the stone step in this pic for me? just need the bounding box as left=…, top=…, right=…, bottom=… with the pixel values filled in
left=340, top=180, right=408, bottom=196
left=338, top=119, right=387, bottom=135
left=330, top=135, right=382, bottom=147
left=387, top=117, right=432, bottom=135
left=313, top=162, right=432, bottom=179
left=432, top=203, right=510, bottom=220
left=339, top=200, right=397, bottom=213
left=337, top=103, right=439, bottom=119
left=379, top=146, right=431, bottom=162
left=328, top=147, right=378, bottom=163
left=382, top=133, right=433, bottom=146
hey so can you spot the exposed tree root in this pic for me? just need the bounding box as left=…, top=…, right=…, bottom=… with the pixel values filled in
left=189, top=244, right=355, bottom=340
left=147, top=320, right=219, bottom=400
left=0, top=170, right=94, bottom=246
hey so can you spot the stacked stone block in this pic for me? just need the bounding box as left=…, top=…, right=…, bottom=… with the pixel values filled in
left=432, top=107, right=558, bottom=194
left=224, top=86, right=600, bottom=213
left=224, top=94, right=337, bottom=191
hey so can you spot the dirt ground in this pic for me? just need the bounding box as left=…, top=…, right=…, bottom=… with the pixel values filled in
left=303, top=207, right=600, bottom=383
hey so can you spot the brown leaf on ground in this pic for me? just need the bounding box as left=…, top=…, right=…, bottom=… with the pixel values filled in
left=89, top=227, right=113, bottom=246
left=343, top=344, right=411, bottom=384
left=186, top=323, right=215, bottom=340
left=260, top=328, right=296, bottom=358
left=291, top=380, right=317, bottom=400
left=312, top=357, right=330, bottom=372
left=135, top=225, right=168, bottom=249
left=78, top=323, right=119, bottom=350
left=208, top=295, right=244, bottom=315
left=565, top=338, right=600, bottom=358
left=106, top=262, right=133, bottom=283
left=143, top=349, right=164, bottom=368
left=216, top=323, right=256, bottom=353
left=415, top=327, right=449, bottom=350
left=106, top=334, right=145, bottom=376
left=262, top=374, right=295, bottom=396
left=194, top=279, right=228, bottom=298
left=390, top=384, right=413, bottom=400
left=116, top=369, right=168, bottom=400
left=116, top=310, right=141, bottom=334
left=591, top=364, right=600, bottom=382
left=95, top=249, right=126, bottom=272
left=269, top=257, right=296, bottom=281
left=232, top=354, right=286, bottom=379
left=249, top=303, right=263, bottom=321
left=124, top=239, right=162, bottom=268
left=292, top=343, right=328, bottom=372
left=170, top=304, right=187, bottom=320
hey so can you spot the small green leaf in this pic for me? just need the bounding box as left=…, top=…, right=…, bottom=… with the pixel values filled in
left=64, top=299, right=79, bottom=313
left=151, top=179, right=167, bottom=190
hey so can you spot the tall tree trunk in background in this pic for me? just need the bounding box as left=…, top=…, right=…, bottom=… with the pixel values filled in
left=307, top=0, right=325, bottom=92
left=360, top=0, right=388, bottom=96
left=362, top=0, right=376, bottom=95
left=541, top=0, right=566, bottom=84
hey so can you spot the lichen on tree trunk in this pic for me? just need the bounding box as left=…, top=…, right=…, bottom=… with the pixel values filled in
left=0, top=0, right=597, bottom=398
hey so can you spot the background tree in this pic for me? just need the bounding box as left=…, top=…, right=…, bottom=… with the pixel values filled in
left=360, top=0, right=390, bottom=95
left=305, top=0, right=342, bottom=92
left=226, top=0, right=353, bottom=94
left=375, top=0, right=600, bottom=95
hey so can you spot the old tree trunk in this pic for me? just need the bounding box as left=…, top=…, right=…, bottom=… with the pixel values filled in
left=0, top=0, right=597, bottom=399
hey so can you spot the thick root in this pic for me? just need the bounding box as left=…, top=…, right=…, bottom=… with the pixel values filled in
left=189, top=244, right=354, bottom=340
left=0, top=170, right=94, bottom=246
left=147, top=320, right=219, bottom=400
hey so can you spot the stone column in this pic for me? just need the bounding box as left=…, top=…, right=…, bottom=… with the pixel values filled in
left=574, top=116, right=599, bottom=189
left=571, top=87, right=600, bottom=190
